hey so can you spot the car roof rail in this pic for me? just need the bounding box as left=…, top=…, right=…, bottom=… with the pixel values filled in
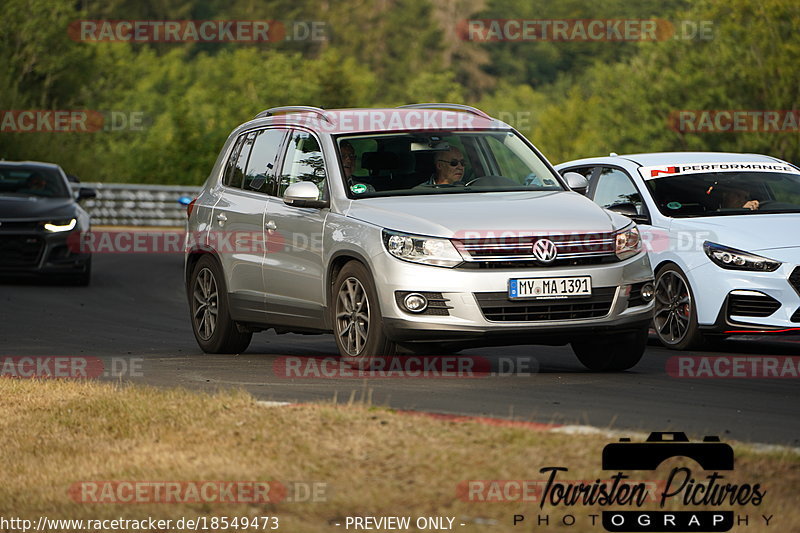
left=396, top=103, right=493, bottom=120
left=254, top=106, right=332, bottom=123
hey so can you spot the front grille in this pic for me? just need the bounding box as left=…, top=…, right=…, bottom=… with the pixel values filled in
left=0, top=220, right=41, bottom=232
left=455, top=232, right=616, bottom=266
left=790, top=267, right=800, bottom=296
left=394, top=291, right=451, bottom=316
left=791, top=308, right=800, bottom=323
left=727, top=293, right=781, bottom=318
left=0, top=235, right=45, bottom=267
left=627, top=282, right=648, bottom=308
left=475, top=287, right=617, bottom=322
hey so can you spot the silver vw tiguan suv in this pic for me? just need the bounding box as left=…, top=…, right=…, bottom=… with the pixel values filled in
left=185, top=104, right=654, bottom=370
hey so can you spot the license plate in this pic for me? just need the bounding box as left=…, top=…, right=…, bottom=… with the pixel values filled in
left=508, top=276, right=592, bottom=299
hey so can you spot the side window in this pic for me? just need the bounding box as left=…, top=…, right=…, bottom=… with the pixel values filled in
left=244, top=129, right=286, bottom=196
left=592, top=167, right=644, bottom=214
left=221, top=136, right=244, bottom=187
left=222, top=132, right=255, bottom=189
left=279, top=130, right=326, bottom=197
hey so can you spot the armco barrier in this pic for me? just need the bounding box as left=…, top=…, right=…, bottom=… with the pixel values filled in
left=74, top=183, right=201, bottom=227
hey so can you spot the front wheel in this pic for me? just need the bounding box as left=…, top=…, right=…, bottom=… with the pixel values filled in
left=571, top=327, right=648, bottom=371
left=331, top=261, right=395, bottom=367
left=653, top=264, right=705, bottom=350
left=189, top=255, right=252, bottom=354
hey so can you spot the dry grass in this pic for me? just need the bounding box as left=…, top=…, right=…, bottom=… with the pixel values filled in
left=0, top=379, right=798, bottom=532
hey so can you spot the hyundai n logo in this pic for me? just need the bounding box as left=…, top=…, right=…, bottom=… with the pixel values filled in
left=532, top=238, right=558, bottom=263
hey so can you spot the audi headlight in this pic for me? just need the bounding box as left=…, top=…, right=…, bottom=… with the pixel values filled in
left=382, top=230, right=463, bottom=268
left=703, top=242, right=781, bottom=272
left=614, top=224, right=641, bottom=260
left=43, top=218, right=77, bottom=232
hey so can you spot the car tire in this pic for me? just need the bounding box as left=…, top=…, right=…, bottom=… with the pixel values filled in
left=571, top=326, right=649, bottom=371
left=189, top=255, right=252, bottom=354
left=66, top=259, right=91, bottom=286
left=653, top=264, right=705, bottom=350
left=331, top=261, right=396, bottom=368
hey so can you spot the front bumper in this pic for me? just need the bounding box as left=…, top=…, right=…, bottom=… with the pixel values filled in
left=370, top=250, right=654, bottom=343
left=689, top=257, right=800, bottom=334
left=0, top=228, right=90, bottom=276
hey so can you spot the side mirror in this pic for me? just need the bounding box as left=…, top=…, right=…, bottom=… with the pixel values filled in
left=283, top=181, right=327, bottom=208
left=608, top=203, right=650, bottom=225
left=562, top=172, right=589, bottom=195
left=77, top=187, right=97, bottom=201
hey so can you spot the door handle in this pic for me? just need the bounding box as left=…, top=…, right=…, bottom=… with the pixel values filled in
left=265, top=220, right=277, bottom=231
left=216, top=213, right=227, bottom=222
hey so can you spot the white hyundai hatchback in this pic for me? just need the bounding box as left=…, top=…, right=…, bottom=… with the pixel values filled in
left=556, top=152, right=800, bottom=349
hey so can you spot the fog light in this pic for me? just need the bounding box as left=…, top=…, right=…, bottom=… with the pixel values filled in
left=641, top=283, right=655, bottom=302
left=403, top=293, right=428, bottom=313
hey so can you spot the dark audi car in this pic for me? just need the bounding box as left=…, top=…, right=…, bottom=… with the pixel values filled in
left=0, top=161, right=95, bottom=285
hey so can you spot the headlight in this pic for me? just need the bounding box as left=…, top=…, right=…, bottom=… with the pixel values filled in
left=703, top=242, right=781, bottom=272
left=43, top=218, right=77, bottom=232
left=382, top=230, right=463, bottom=268
left=614, top=224, right=641, bottom=260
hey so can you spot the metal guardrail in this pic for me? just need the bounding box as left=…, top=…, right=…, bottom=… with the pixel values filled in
left=74, top=183, right=201, bottom=227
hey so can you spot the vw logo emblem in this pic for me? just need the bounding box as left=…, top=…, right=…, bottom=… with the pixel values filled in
left=532, top=238, right=558, bottom=263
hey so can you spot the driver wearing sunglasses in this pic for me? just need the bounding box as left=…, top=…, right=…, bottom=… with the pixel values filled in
left=430, top=147, right=466, bottom=185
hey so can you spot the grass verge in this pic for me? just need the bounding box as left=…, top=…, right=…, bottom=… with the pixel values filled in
left=1, top=379, right=798, bottom=532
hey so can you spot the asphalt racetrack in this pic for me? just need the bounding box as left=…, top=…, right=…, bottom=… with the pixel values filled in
left=2, top=253, right=798, bottom=446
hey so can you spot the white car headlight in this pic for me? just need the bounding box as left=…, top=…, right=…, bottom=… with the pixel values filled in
left=614, top=224, right=642, bottom=260
left=43, top=218, right=77, bottom=232
left=703, top=241, right=781, bottom=272
left=382, top=230, right=463, bottom=268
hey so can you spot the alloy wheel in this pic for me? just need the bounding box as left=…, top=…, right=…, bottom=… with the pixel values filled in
left=335, top=277, right=370, bottom=356
left=654, top=270, right=692, bottom=345
left=192, top=267, right=218, bottom=340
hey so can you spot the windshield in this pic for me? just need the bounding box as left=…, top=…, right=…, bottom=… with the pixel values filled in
left=0, top=166, right=70, bottom=198
left=645, top=171, right=800, bottom=217
left=335, top=130, right=564, bottom=198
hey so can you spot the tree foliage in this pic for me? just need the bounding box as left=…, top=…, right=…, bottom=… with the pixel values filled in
left=0, top=0, right=797, bottom=184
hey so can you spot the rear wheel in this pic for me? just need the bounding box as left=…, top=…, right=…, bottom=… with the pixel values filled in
left=653, top=264, right=705, bottom=350
left=189, top=255, right=252, bottom=354
left=332, top=261, right=395, bottom=368
left=571, top=326, right=649, bottom=371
